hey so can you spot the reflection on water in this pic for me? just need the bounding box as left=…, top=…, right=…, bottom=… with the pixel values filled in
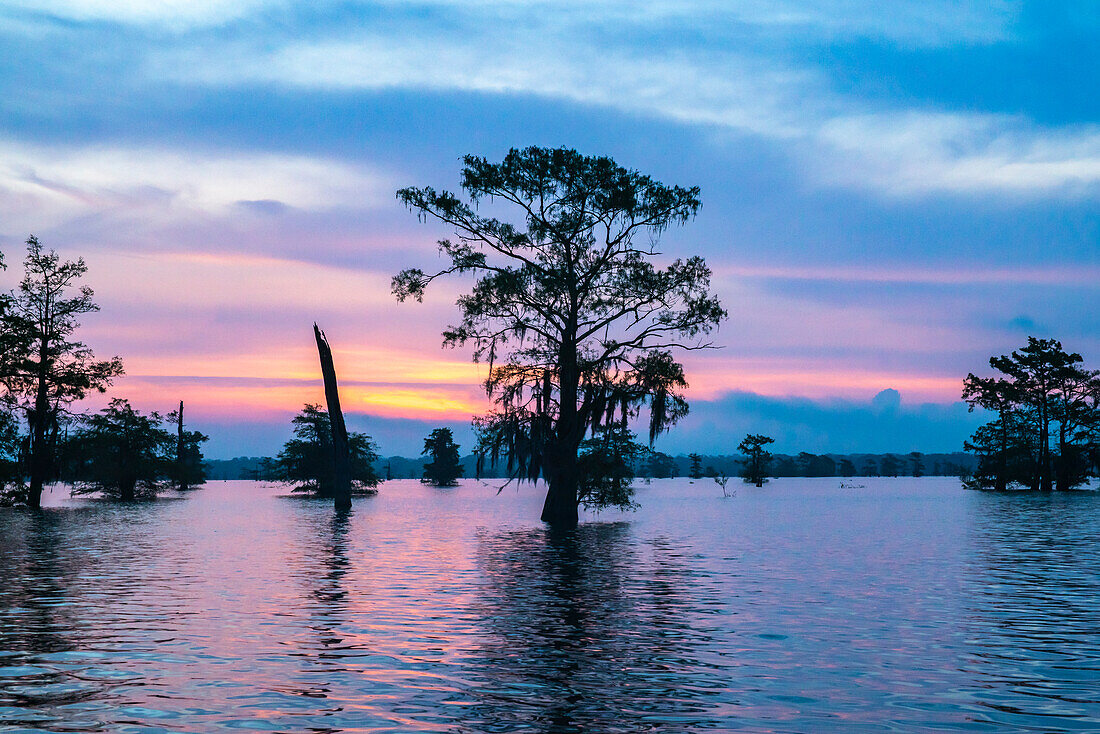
left=0, top=479, right=1098, bottom=732
left=962, top=492, right=1100, bottom=728
left=463, top=524, right=727, bottom=732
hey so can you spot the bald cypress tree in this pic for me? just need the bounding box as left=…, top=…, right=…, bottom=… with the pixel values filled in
left=2, top=236, right=123, bottom=507
left=394, top=147, right=725, bottom=526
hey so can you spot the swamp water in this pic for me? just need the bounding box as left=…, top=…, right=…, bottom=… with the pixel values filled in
left=1, top=478, right=1098, bottom=732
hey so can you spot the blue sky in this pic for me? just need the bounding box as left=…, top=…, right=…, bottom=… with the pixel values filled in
left=0, top=1, right=1096, bottom=457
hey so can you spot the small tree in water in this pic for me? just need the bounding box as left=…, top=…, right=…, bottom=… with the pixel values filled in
left=422, top=427, right=464, bottom=486
left=688, top=453, right=703, bottom=479
left=575, top=426, right=647, bottom=511
left=738, top=434, right=774, bottom=487
left=271, top=404, right=380, bottom=496
left=394, top=147, right=725, bottom=526
left=167, top=402, right=208, bottom=491
left=65, top=399, right=174, bottom=501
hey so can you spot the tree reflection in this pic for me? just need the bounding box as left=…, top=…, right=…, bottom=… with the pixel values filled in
left=461, top=523, right=724, bottom=733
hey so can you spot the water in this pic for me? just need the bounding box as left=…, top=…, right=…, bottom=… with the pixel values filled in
left=1, top=478, right=1098, bottom=733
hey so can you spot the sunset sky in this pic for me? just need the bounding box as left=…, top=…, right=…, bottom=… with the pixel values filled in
left=1, top=1, right=1097, bottom=458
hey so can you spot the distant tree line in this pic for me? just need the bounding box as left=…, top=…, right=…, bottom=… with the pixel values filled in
left=633, top=450, right=974, bottom=480
left=204, top=448, right=977, bottom=482
left=0, top=236, right=207, bottom=505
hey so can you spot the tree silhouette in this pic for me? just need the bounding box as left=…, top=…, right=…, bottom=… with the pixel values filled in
left=2, top=236, right=123, bottom=507
left=422, top=427, right=464, bottom=486
left=575, top=425, right=647, bottom=511
left=65, top=399, right=173, bottom=501
left=271, top=404, right=380, bottom=497
left=879, top=454, right=902, bottom=477
left=643, top=451, right=677, bottom=480
left=738, top=434, right=774, bottom=486
left=963, top=337, right=1099, bottom=491
left=908, top=451, right=925, bottom=477
left=394, top=147, right=725, bottom=525
left=688, top=453, right=703, bottom=479
left=167, top=401, right=208, bottom=491
left=314, top=324, right=354, bottom=510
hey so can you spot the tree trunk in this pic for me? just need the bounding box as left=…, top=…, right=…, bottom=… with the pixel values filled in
left=26, top=353, right=51, bottom=509
left=1039, top=398, right=1053, bottom=492
left=542, top=335, right=581, bottom=528
left=1056, top=423, right=1069, bottom=492
left=541, top=459, right=579, bottom=527
left=314, top=324, right=352, bottom=511
left=176, top=401, right=188, bottom=491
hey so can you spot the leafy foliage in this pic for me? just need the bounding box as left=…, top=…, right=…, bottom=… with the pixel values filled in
left=576, top=426, right=646, bottom=511
left=270, top=404, right=380, bottom=495
left=738, top=434, right=774, bottom=486
left=688, top=452, right=703, bottom=479
left=1, top=236, right=123, bottom=505
left=166, top=404, right=209, bottom=491
left=422, top=427, right=464, bottom=486
left=963, top=337, right=1100, bottom=491
left=395, top=147, right=725, bottom=523
left=65, top=399, right=174, bottom=501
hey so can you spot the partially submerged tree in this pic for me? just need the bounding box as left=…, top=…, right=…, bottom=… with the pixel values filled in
left=2, top=236, right=123, bottom=507
left=738, top=434, right=774, bottom=487
left=422, top=427, right=464, bottom=486
left=0, top=249, right=26, bottom=504
left=394, top=147, right=725, bottom=526
left=908, top=451, right=925, bottom=477
left=65, top=399, right=173, bottom=501
left=688, top=452, right=703, bottom=479
left=314, top=324, right=353, bottom=510
left=963, top=337, right=1099, bottom=491
left=167, top=401, right=209, bottom=491
left=574, top=425, right=647, bottom=511
left=271, top=404, right=380, bottom=497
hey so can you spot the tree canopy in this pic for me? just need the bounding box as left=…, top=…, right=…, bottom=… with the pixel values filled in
left=1, top=236, right=123, bottom=506
left=738, top=434, right=774, bottom=487
left=64, top=399, right=174, bottom=501
left=963, top=337, right=1100, bottom=491
left=269, top=404, right=380, bottom=496
left=394, top=147, right=725, bottom=525
left=422, top=427, right=464, bottom=486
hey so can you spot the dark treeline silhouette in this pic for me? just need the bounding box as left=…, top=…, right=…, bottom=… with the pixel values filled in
left=393, top=147, right=726, bottom=526
left=0, top=236, right=205, bottom=505
left=205, top=457, right=269, bottom=480
left=207, top=450, right=977, bottom=482
left=963, top=337, right=1100, bottom=491
left=642, top=451, right=975, bottom=480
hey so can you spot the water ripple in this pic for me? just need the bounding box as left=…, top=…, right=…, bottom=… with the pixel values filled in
left=0, top=479, right=1098, bottom=732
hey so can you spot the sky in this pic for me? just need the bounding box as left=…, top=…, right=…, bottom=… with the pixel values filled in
left=0, top=1, right=1096, bottom=458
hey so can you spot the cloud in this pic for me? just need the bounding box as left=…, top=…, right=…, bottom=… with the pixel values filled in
left=148, top=11, right=1100, bottom=199
left=8, top=0, right=1016, bottom=46
left=3, top=0, right=280, bottom=28
left=168, top=387, right=987, bottom=458
left=657, top=389, right=984, bottom=455
left=813, top=113, right=1100, bottom=197
left=0, top=139, right=391, bottom=234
